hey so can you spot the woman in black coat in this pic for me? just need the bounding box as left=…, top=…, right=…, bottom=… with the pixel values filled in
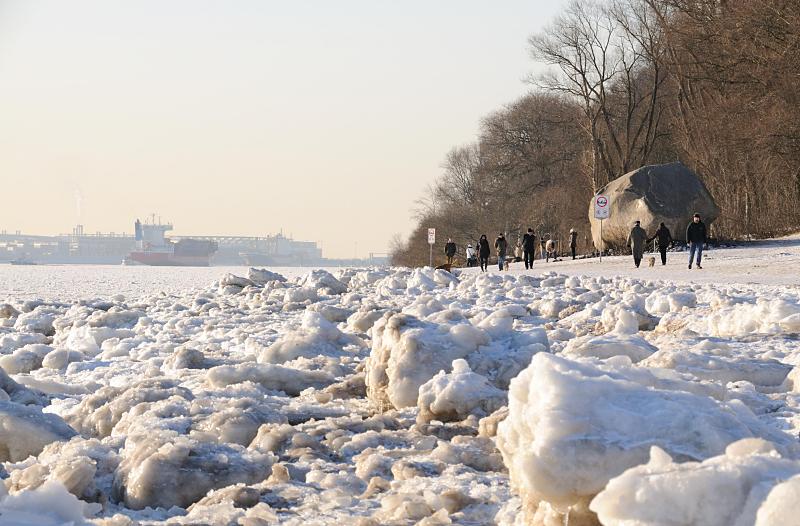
left=648, top=222, right=673, bottom=266
left=478, top=234, right=490, bottom=272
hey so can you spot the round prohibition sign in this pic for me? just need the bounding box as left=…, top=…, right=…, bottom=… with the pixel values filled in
left=595, top=196, right=608, bottom=208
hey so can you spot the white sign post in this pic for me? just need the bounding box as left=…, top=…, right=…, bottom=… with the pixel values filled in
left=427, top=228, right=436, bottom=267
left=593, top=195, right=610, bottom=262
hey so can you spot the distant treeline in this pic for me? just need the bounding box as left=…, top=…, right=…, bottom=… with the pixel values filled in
left=392, top=0, right=800, bottom=266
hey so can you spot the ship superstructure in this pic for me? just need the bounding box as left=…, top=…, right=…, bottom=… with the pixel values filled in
left=126, top=218, right=218, bottom=266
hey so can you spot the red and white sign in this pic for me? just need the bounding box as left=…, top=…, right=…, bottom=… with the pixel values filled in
left=427, top=228, right=436, bottom=245
left=594, top=194, right=610, bottom=219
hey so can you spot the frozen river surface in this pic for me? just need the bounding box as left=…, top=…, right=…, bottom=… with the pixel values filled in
left=0, top=265, right=318, bottom=301
left=1, top=239, right=800, bottom=525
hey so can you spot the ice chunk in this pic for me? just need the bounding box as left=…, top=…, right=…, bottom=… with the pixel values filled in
left=496, top=354, right=798, bottom=523
left=708, top=297, right=800, bottom=336
left=0, top=480, right=101, bottom=525
left=193, top=398, right=285, bottom=446
left=0, top=303, right=21, bottom=319
left=307, top=303, right=352, bottom=323
left=0, top=331, right=47, bottom=354
left=0, top=367, right=46, bottom=404
left=755, top=473, right=800, bottom=526
left=347, top=306, right=387, bottom=333
left=283, top=285, right=319, bottom=304
left=64, top=379, right=193, bottom=438
left=113, top=431, right=274, bottom=509
left=642, top=349, right=792, bottom=387
left=256, top=310, right=363, bottom=364
left=162, top=346, right=206, bottom=371
left=64, top=324, right=134, bottom=355
left=41, top=348, right=85, bottom=369
left=417, top=359, right=506, bottom=423
left=0, top=401, right=77, bottom=461
left=591, top=439, right=800, bottom=526
left=297, top=269, right=348, bottom=295
left=430, top=436, right=505, bottom=473
left=14, top=308, right=56, bottom=335
left=646, top=290, right=697, bottom=314
left=562, top=332, right=657, bottom=363
left=0, top=343, right=51, bottom=374
left=88, top=308, right=143, bottom=328
left=365, top=313, right=485, bottom=409
left=248, top=267, right=287, bottom=284
left=207, top=363, right=335, bottom=396
left=218, top=273, right=258, bottom=294
left=5, top=437, right=117, bottom=502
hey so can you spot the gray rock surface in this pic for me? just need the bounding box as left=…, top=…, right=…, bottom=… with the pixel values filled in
left=589, top=162, right=719, bottom=249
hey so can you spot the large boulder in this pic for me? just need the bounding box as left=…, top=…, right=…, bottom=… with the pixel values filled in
left=589, top=162, right=719, bottom=249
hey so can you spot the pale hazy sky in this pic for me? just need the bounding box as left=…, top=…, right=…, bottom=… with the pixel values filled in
left=0, top=0, right=564, bottom=258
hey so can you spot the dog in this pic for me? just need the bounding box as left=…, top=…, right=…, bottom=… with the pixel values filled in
left=647, top=256, right=656, bottom=267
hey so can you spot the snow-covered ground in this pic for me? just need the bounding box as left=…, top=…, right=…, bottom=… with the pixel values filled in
left=0, top=237, right=799, bottom=525
left=493, top=233, right=800, bottom=287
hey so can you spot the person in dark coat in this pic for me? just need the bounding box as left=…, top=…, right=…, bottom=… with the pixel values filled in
left=521, top=228, right=536, bottom=269
left=627, top=220, right=648, bottom=268
left=648, top=222, right=673, bottom=266
left=686, top=213, right=707, bottom=269
left=494, top=233, right=508, bottom=271
left=478, top=234, right=490, bottom=272
left=569, top=228, right=578, bottom=260
left=444, top=238, right=457, bottom=265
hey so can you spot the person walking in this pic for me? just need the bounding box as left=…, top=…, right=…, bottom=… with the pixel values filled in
left=444, top=238, right=457, bottom=265
left=545, top=238, right=556, bottom=262
left=478, top=235, right=490, bottom=272
left=686, top=213, right=707, bottom=269
left=648, top=222, right=673, bottom=266
left=627, top=220, right=648, bottom=268
left=522, top=228, right=536, bottom=269
left=569, top=228, right=578, bottom=260
left=465, top=243, right=477, bottom=267
left=540, top=236, right=547, bottom=260
left=494, top=233, right=508, bottom=271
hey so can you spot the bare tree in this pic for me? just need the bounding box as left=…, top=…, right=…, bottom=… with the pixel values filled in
left=530, top=0, right=668, bottom=190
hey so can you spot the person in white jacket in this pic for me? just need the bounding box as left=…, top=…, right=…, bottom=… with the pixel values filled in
left=465, top=244, right=477, bottom=267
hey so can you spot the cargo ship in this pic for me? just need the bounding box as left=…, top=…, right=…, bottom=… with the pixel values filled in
left=124, top=218, right=217, bottom=266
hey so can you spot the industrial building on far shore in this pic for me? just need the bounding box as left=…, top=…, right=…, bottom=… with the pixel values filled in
left=0, top=223, right=388, bottom=267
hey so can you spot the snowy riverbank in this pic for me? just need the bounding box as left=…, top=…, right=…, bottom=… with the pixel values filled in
left=1, top=246, right=799, bottom=525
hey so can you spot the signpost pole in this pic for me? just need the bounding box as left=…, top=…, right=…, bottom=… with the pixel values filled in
left=600, top=219, right=603, bottom=263
left=427, top=228, right=436, bottom=268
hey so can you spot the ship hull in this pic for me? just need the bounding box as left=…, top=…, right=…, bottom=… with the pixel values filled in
left=127, top=251, right=211, bottom=267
